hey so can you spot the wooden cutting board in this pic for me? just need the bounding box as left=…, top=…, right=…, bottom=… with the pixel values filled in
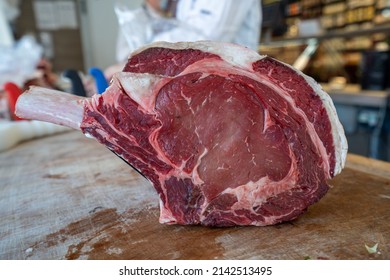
left=0, top=131, right=389, bottom=260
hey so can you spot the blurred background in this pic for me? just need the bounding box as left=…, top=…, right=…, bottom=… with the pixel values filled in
left=1, top=0, right=142, bottom=72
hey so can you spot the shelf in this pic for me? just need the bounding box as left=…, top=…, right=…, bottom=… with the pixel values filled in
left=261, top=24, right=390, bottom=47
left=322, top=83, right=390, bottom=108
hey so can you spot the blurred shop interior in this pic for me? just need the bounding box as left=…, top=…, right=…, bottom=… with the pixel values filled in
left=261, top=0, right=390, bottom=162
left=0, top=0, right=390, bottom=161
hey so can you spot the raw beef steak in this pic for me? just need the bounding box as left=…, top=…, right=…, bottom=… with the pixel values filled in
left=16, top=41, right=348, bottom=226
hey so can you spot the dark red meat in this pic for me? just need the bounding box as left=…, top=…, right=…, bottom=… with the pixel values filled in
left=16, top=41, right=347, bottom=226
left=80, top=41, right=347, bottom=226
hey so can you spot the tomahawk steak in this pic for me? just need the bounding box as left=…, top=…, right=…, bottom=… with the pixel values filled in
left=16, top=41, right=348, bottom=226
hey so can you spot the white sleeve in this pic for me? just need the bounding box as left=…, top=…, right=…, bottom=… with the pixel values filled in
left=177, top=0, right=254, bottom=42
left=115, top=6, right=153, bottom=62
left=153, top=0, right=257, bottom=45
left=116, top=31, right=130, bottom=62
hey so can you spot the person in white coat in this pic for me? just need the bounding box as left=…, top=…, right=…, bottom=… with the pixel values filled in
left=115, top=0, right=262, bottom=63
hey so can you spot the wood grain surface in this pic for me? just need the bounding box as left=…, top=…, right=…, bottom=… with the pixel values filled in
left=0, top=131, right=389, bottom=260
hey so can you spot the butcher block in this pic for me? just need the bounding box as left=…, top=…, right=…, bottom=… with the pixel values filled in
left=0, top=131, right=389, bottom=260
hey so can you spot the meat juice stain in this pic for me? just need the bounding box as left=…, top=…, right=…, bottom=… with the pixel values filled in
left=29, top=208, right=120, bottom=258
left=66, top=242, right=85, bottom=260
left=30, top=206, right=228, bottom=259
left=75, top=212, right=227, bottom=260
